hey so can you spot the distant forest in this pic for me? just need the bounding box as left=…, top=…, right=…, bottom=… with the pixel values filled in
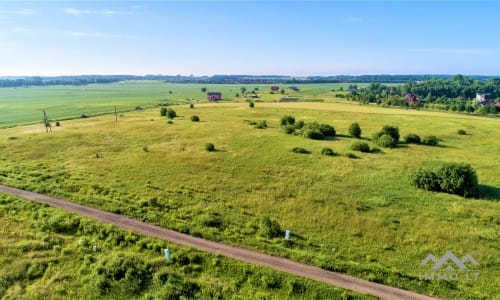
left=347, top=75, right=500, bottom=114
left=0, top=74, right=497, bottom=87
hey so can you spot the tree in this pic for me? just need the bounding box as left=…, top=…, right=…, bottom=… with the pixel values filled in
left=201, top=87, right=207, bottom=93
left=160, top=107, right=167, bottom=116
left=240, top=87, right=247, bottom=94
left=348, top=122, right=362, bottom=138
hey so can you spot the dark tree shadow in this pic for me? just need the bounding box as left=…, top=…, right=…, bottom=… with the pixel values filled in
left=478, top=185, right=500, bottom=201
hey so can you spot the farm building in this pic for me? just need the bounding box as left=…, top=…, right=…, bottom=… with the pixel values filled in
left=207, top=92, right=222, bottom=101
left=476, top=93, right=493, bottom=105
left=271, top=85, right=280, bottom=92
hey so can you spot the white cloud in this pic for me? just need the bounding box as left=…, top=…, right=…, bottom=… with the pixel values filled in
left=65, top=30, right=135, bottom=39
left=15, top=9, right=37, bottom=15
left=63, top=7, right=133, bottom=16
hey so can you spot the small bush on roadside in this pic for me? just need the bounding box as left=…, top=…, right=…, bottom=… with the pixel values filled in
left=457, top=129, right=466, bottom=135
left=190, top=115, right=200, bottom=122
left=259, top=216, right=281, bottom=238
left=292, top=147, right=310, bottom=154
left=405, top=133, right=421, bottom=144
left=320, top=147, right=335, bottom=156
left=350, top=141, right=370, bottom=153
left=422, top=135, right=439, bottom=146
left=375, top=134, right=397, bottom=148
left=205, top=143, right=215, bottom=152
left=349, top=122, right=362, bottom=138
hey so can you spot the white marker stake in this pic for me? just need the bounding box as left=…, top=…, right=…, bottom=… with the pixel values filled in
left=164, top=248, right=170, bottom=261
left=285, top=230, right=290, bottom=240
left=92, top=245, right=97, bottom=252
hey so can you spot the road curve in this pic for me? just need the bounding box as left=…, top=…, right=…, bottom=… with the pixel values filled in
left=0, top=184, right=438, bottom=300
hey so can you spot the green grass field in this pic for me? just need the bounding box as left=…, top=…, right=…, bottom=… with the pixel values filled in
left=0, top=194, right=370, bottom=299
left=0, top=81, right=370, bottom=128
left=0, top=83, right=499, bottom=299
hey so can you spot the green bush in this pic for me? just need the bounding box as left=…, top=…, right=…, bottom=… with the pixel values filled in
left=409, top=168, right=441, bottom=192
left=373, top=125, right=400, bottom=143
left=160, top=107, right=167, bottom=116
left=320, top=147, right=335, bottom=156
left=294, top=120, right=305, bottom=129
left=292, top=147, right=310, bottom=154
left=190, top=115, right=200, bottom=122
left=437, top=163, right=479, bottom=198
left=375, top=134, right=397, bottom=148
left=319, top=124, right=336, bottom=137
left=457, top=129, right=466, bottom=135
left=55, top=121, right=61, bottom=127
left=255, top=120, right=267, bottom=129
left=350, top=141, right=370, bottom=153
left=409, top=163, right=479, bottom=198
left=205, top=143, right=215, bottom=152
left=303, top=129, right=324, bottom=140
left=283, top=125, right=295, bottom=134
left=249, top=102, right=255, bottom=108
left=348, top=122, right=362, bottom=138
left=259, top=216, right=281, bottom=238
left=404, top=133, right=421, bottom=144
left=280, top=115, right=295, bottom=126
left=189, top=103, right=194, bottom=108
left=166, top=108, right=177, bottom=119
left=422, top=135, right=439, bottom=146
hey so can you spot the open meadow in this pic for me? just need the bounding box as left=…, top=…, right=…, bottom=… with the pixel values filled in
left=0, top=84, right=499, bottom=299
left=0, top=81, right=370, bottom=128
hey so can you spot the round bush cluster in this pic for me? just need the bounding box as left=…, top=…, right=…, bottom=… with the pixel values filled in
left=409, top=162, right=479, bottom=198
left=205, top=143, right=215, bottom=152
left=190, top=115, right=200, bottom=122
left=422, top=135, right=439, bottom=146
left=320, top=147, right=335, bottom=156
left=404, top=133, right=421, bottom=144
left=350, top=141, right=370, bottom=153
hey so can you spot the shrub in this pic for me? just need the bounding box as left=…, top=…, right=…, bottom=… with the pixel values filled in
left=255, top=120, right=267, bottom=129
left=259, top=216, right=281, bottom=238
left=374, top=125, right=400, bottom=143
left=437, top=163, right=479, bottom=198
left=292, top=147, right=310, bottom=154
left=348, top=122, right=362, bottom=138
left=303, top=129, right=324, bottom=140
left=283, top=125, right=295, bottom=134
left=350, top=141, right=370, bottom=153
left=55, top=121, right=61, bottom=127
left=404, top=133, right=421, bottom=144
left=167, top=120, right=173, bottom=124
left=280, top=115, right=295, bottom=126
left=249, top=102, right=255, bottom=108
left=160, top=107, right=167, bottom=116
left=81, top=114, right=88, bottom=118
left=190, top=115, right=200, bottom=122
left=166, top=108, right=177, bottom=119
left=422, top=135, right=439, bottom=146
left=375, top=134, right=397, bottom=148
left=189, top=103, right=194, bottom=108
left=345, top=152, right=358, bottom=159
left=409, top=168, right=441, bottom=192
left=457, top=129, right=466, bottom=135
left=320, top=147, right=335, bottom=156
left=205, top=143, right=215, bottom=152
left=319, top=124, right=336, bottom=137
left=294, top=120, right=305, bottom=129
left=409, top=163, right=479, bottom=198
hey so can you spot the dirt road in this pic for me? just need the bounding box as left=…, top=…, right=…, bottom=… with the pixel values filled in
left=0, top=184, right=438, bottom=300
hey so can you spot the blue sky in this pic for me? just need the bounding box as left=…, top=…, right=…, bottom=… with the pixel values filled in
left=0, top=1, right=499, bottom=76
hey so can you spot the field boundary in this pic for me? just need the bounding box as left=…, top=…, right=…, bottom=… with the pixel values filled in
left=0, top=184, right=438, bottom=300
